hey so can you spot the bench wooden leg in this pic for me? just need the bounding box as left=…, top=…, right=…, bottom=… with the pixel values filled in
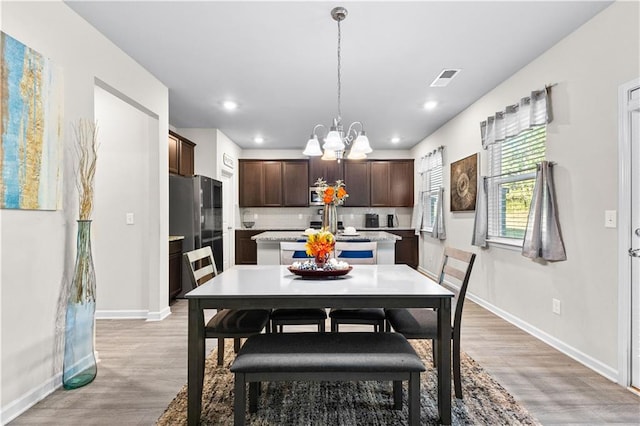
left=234, top=373, right=246, bottom=426
left=249, top=382, right=259, bottom=413
left=218, top=338, right=225, bottom=366
left=331, top=319, right=338, bottom=332
left=234, top=338, right=241, bottom=353
left=319, top=320, right=325, bottom=333
left=408, top=372, right=420, bottom=426
left=393, top=380, right=402, bottom=410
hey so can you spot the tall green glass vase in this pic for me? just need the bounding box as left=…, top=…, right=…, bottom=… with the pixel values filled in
left=63, top=220, right=97, bottom=389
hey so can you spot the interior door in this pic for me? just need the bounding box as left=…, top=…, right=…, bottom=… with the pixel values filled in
left=221, top=172, right=233, bottom=271
left=630, top=86, right=640, bottom=388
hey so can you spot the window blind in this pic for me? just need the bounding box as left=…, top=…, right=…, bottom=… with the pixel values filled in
left=487, top=126, right=546, bottom=240
left=420, top=153, right=443, bottom=231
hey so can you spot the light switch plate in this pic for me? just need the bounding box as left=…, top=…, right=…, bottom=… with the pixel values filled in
left=604, top=210, right=617, bottom=228
left=126, top=212, right=134, bottom=225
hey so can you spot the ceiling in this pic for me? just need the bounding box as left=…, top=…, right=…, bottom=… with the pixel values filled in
left=66, top=1, right=612, bottom=151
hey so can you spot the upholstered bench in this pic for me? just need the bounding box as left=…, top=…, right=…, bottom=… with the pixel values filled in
left=230, top=332, right=425, bottom=425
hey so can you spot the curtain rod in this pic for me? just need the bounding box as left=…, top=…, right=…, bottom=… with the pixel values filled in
left=484, top=161, right=556, bottom=179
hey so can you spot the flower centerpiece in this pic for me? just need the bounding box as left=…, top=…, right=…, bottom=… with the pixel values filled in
left=305, top=230, right=335, bottom=268
left=315, top=178, right=348, bottom=234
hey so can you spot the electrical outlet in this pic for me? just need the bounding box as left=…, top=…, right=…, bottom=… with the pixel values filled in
left=298, top=214, right=303, bottom=220
left=126, top=212, right=134, bottom=225
left=254, top=213, right=258, bottom=220
left=552, top=298, right=561, bottom=315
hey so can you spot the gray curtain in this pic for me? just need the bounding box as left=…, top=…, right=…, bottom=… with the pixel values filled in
left=471, top=177, right=488, bottom=247
left=522, top=161, right=566, bottom=261
left=431, top=187, right=446, bottom=240
left=480, top=87, right=552, bottom=148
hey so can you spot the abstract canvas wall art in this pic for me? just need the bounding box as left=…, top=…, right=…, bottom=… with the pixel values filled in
left=1, top=32, right=63, bottom=210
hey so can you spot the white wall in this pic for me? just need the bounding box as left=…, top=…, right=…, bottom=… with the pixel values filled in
left=0, top=1, right=169, bottom=422
left=411, top=1, right=639, bottom=380
left=175, top=128, right=217, bottom=179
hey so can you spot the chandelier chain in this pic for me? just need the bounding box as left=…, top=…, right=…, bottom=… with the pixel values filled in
left=337, top=18, right=342, bottom=122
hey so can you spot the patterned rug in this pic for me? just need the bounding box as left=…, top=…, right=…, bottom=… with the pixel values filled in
left=157, top=339, right=540, bottom=425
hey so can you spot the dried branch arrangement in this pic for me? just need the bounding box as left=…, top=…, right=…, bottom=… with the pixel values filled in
left=73, top=119, right=99, bottom=220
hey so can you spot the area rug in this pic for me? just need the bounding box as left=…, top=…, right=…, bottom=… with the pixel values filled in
left=157, top=340, right=540, bottom=425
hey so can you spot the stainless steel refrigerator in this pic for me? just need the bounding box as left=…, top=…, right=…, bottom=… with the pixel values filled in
left=169, top=175, right=223, bottom=296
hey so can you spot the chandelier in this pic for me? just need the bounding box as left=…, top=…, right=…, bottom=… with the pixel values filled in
left=303, top=6, right=372, bottom=162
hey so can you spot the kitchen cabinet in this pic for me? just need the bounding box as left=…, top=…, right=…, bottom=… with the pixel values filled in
left=239, top=160, right=307, bottom=207
left=390, top=230, right=418, bottom=269
left=235, top=230, right=262, bottom=264
left=369, top=160, right=414, bottom=207
left=282, top=161, right=309, bottom=206
left=343, top=160, right=370, bottom=206
left=168, top=239, right=183, bottom=301
left=168, top=130, right=195, bottom=176
left=309, top=156, right=343, bottom=185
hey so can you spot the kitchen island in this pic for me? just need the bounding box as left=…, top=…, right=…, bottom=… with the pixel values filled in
left=251, top=231, right=401, bottom=265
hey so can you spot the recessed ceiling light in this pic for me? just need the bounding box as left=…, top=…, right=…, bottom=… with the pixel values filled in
left=254, top=136, right=264, bottom=144
left=391, top=137, right=400, bottom=144
left=223, top=100, right=238, bottom=110
left=423, top=101, right=438, bottom=110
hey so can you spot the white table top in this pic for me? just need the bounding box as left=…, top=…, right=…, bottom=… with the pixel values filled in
left=185, top=265, right=453, bottom=309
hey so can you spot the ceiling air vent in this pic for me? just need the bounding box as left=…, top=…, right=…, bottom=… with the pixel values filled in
left=430, top=69, right=461, bottom=87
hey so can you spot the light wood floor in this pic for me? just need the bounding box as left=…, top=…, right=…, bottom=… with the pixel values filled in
left=10, top=299, right=640, bottom=425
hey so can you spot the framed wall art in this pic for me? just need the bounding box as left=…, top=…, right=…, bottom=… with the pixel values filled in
left=1, top=31, right=63, bottom=210
left=450, top=153, right=478, bottom=212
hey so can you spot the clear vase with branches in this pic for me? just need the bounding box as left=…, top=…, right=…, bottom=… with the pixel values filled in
left=63, top=119, right=99, bottom=389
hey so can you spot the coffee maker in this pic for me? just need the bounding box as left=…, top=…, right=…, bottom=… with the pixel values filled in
left=365, top=213, right=379, bottom=228
left=387, top=214, right=398, bottom=228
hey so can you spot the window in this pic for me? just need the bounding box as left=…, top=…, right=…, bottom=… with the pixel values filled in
left=420, top=152, right=443, bottom=231
left=487, top=126, right=545, bottom=242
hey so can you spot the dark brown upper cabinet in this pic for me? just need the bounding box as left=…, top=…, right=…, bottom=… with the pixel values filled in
left=168, top=130, right=195, bottom=177
left=343, top=160, right=370, bottom=207
left=369, top=160, right=414, bottom=207
left=309, top=156, right=344, bottom=185
left=239, top=160, right=308, bottom=207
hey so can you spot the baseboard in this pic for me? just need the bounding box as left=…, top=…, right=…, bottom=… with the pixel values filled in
left=95, top=309, right=148, bottom=319
left=416, top=266, right=619, bottom=382
left=146, top=306, right=171, bottom=321
left=468, top=292, right=618, bottom=381
left=1, top=372, right=60, bottom=424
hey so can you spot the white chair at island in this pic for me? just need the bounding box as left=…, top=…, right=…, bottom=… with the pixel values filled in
left=270, top=242, right=327, bottom=333
left=329, top=241, right=387, bottom=333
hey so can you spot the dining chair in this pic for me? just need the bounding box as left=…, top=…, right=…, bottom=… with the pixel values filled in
left=183, top=246, right=271, bottom=366
left=270, top=242, right=327, bottom=333
left=329, top=241, right=386, bottom=333
left=385, top=246, right=476, bottom=399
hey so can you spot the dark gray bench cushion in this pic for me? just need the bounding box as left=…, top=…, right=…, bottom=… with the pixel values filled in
left=230, top=332, right=425, bottom=373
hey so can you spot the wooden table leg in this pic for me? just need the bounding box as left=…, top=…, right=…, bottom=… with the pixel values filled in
left=437, top=297, right=452, bottom=425
left=188, top=299, right=205, bottom=426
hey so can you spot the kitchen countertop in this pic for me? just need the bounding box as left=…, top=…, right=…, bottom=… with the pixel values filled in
left=239, top=227, right=415, bottom=232
left=169, top=235, right=185, bottom=242
left=251, top=231, right=402, bottom=242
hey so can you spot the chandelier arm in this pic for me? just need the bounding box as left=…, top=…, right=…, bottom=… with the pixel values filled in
left=312, top=124, right=327, bottom=138
left=344, top=121, right=364, bottom=145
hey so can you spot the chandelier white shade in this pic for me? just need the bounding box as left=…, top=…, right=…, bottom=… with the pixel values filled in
left=304, top=7, right=372, bottom=161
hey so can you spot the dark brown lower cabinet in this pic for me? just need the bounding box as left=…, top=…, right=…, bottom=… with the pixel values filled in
left=390, top=230, right=418, bottom=269
left=169, top=239, right=183, bottom=301
left=235, top=230, right=262, bottom=265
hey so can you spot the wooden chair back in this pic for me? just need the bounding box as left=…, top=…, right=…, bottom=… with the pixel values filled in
left=334, top=241, right=377, bottom=265
left=183, top=246, right=218, bottom=288
left=438, top=247, right=476, bottom=331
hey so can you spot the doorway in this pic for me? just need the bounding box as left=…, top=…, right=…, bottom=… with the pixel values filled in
left=221, top=170, right=234, bottom=271
left=618, top=78, right=640, bottom=389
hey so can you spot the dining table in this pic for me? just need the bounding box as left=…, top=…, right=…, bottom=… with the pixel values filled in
left=185, top=264, right=454, bottom=425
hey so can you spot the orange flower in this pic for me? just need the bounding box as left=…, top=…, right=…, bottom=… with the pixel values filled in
left=314, top=178, right=349, bottom=205
left=305, top=231, right=335, bottom=258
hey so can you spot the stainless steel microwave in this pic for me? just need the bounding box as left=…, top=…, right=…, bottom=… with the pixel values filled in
left=309, top=187, right=324, bottom=205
